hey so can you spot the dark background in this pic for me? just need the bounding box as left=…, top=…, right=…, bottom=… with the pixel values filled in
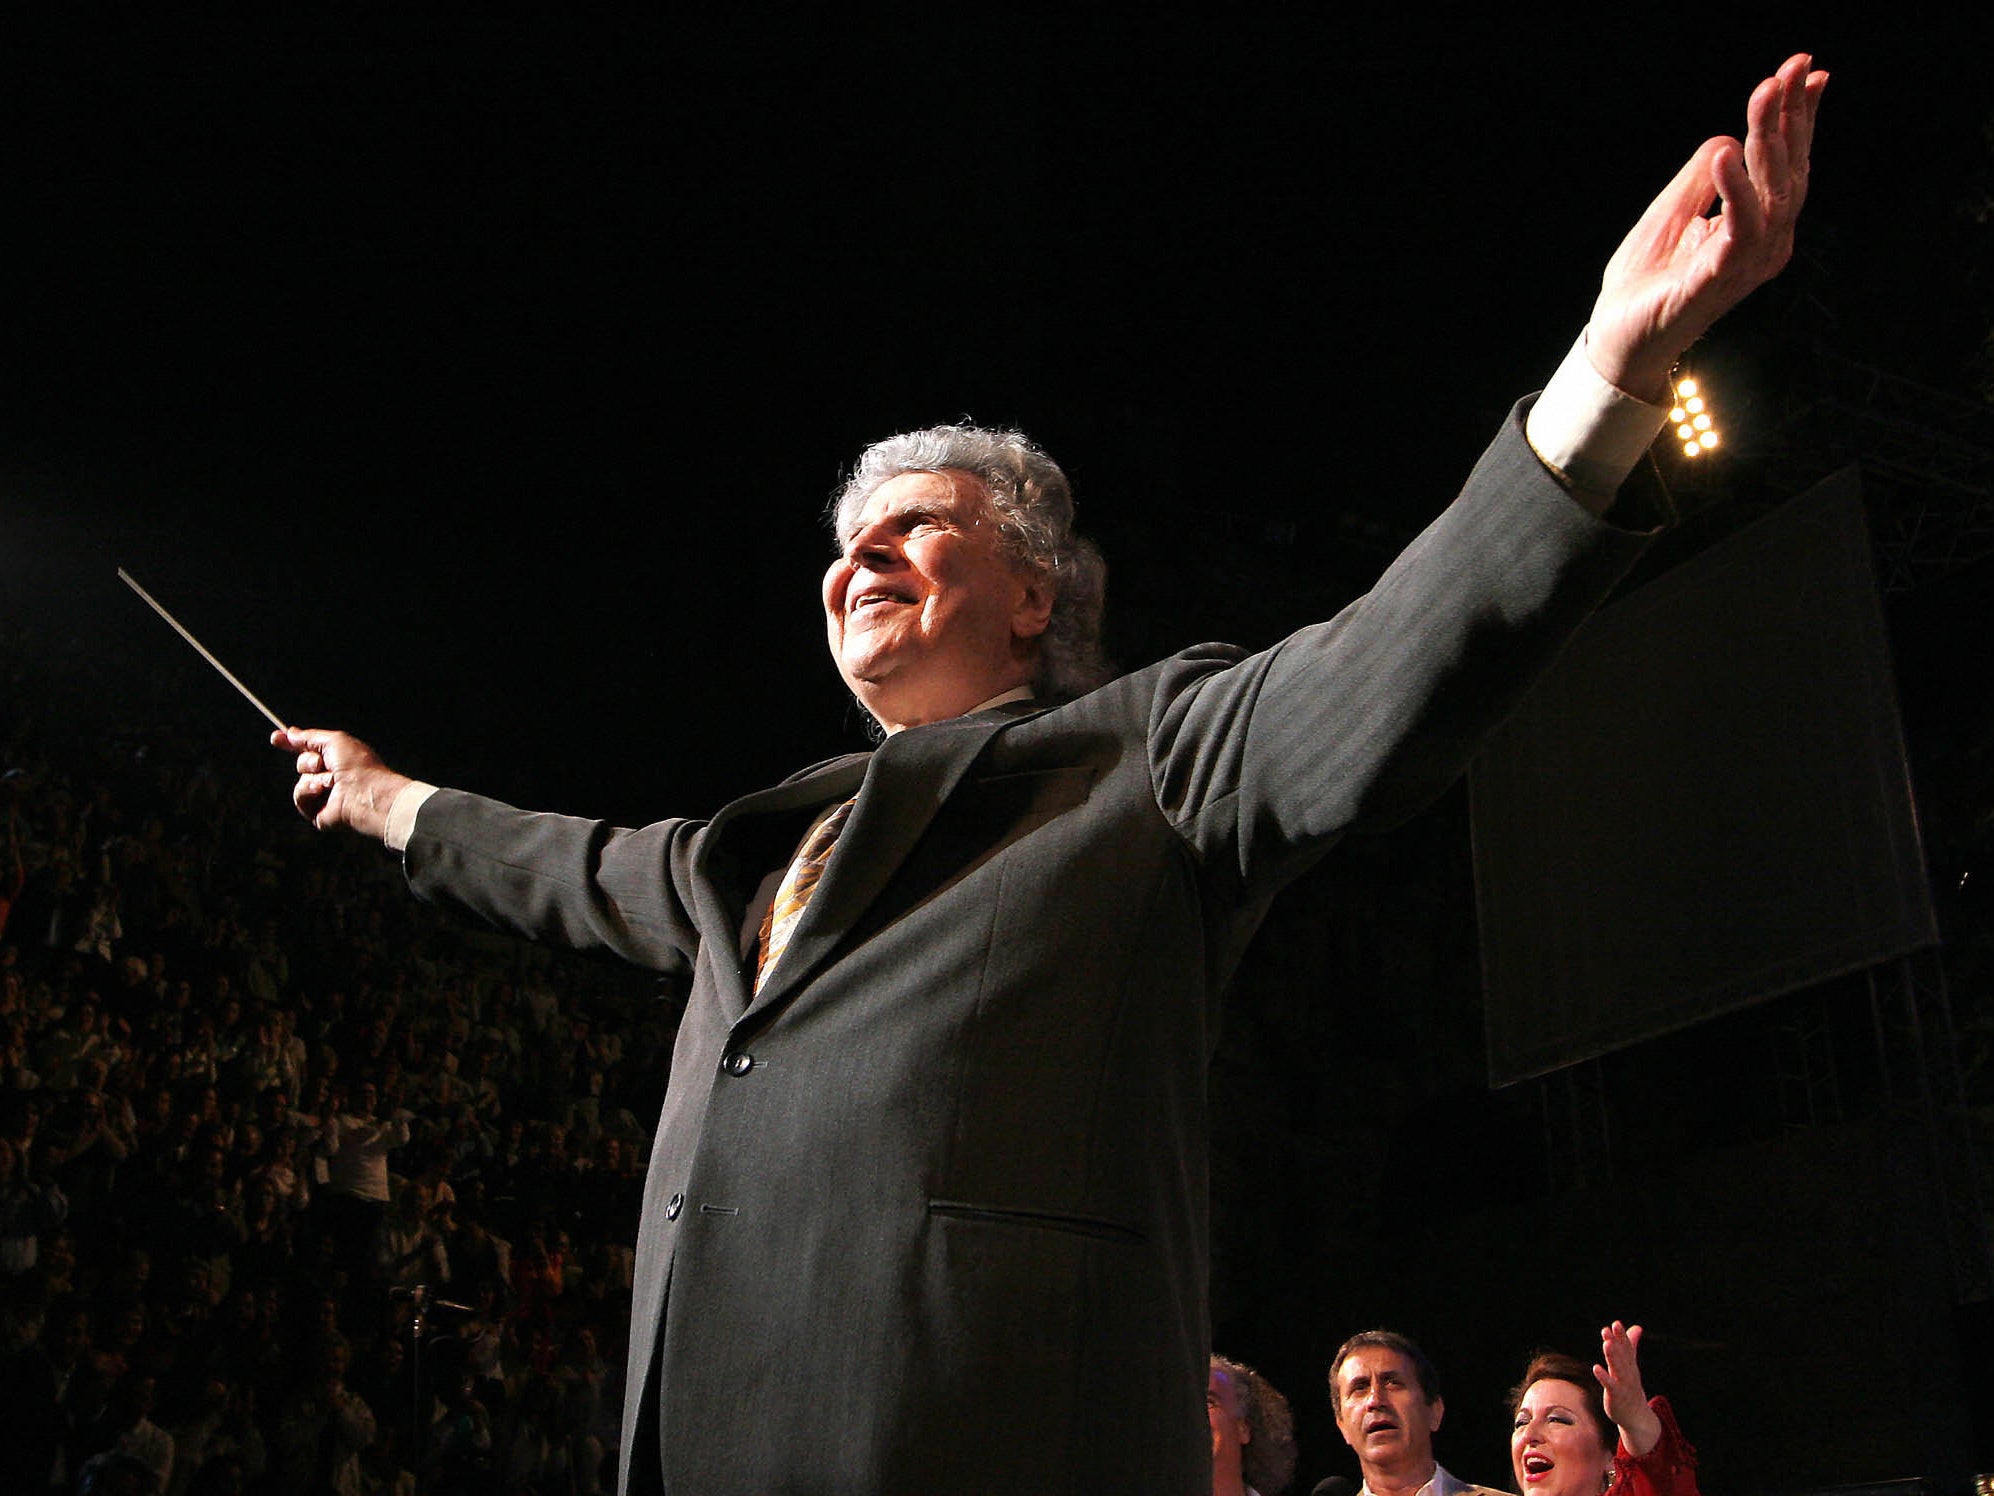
left=4, top=12, right=1992, bottom=1491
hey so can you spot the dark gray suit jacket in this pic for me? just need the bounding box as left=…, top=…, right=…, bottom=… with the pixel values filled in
left=403, top=404, right=1653, bottom=1495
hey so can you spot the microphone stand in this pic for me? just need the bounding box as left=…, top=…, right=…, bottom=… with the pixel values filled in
left=396, top=1282, right=473, bottom=1495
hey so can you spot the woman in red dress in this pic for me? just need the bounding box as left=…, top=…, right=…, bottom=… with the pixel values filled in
left=1509, top=1322, right=1698, bottom=1496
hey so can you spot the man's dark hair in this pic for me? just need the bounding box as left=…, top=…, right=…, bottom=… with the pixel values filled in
left=1328, top=1328, right=1442, bottom=1408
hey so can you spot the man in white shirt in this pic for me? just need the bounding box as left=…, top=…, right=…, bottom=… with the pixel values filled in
left=1330, top=1331, right=1499, bottom=1496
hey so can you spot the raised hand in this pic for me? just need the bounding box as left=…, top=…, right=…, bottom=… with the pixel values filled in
left=1586, top=53, right=1829, bottom=400
left=1593, top=1320, right=1663, bottom=1458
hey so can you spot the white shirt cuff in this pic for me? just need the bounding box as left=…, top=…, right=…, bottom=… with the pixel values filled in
left=1525, top=330, right=1672, bottom=505
left=384, top=781, right=440, bottom=852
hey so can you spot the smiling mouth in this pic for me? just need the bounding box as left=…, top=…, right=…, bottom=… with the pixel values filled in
left=1521, top=1455, right=1554, bottom=1480
left=850, top=589, right=913, bottom=613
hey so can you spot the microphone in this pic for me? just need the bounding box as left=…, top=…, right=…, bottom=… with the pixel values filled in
left=1312, top=1480, right=1357, bottom=1496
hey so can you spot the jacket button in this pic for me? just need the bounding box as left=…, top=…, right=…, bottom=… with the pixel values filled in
left=665, top=1192, right=683, bottom=1220
left=722, top=1051, right=754, bottom=1076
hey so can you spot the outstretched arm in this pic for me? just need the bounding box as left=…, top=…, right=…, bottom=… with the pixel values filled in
left=1585, top=52, right=1828, bottom=400
left=271, top=727, right=414, bottom=842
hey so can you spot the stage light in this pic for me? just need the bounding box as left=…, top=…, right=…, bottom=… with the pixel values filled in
left=1668, top=375, right=1719, bottom=458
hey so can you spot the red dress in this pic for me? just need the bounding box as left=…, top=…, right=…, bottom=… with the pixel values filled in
left=1612, top=1397, right=1699, bottom=1496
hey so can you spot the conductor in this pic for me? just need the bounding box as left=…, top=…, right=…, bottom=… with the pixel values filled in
left=276, top=55, right=1825, bottom=1496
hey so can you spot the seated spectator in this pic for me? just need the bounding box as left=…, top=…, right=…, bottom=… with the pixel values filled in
left=73, top=1446, right=160, bottom=1496
left=373, top=1177, right=450, bottom=1290
left=76, top=1369, right=175, bottom=1495
left=136, top=1139, right=244, bottom=1304
left=1509, top=1322, right=1698, bottom=1496
left=90, top=1296, right=153, bottom=1387
left=273, top=1333, right=376, bottom=1495
left=0, top=1294, right=98, bottom=1493
left=0, top=801, right=23, bottom=944
left=428, top=1364, right=496, bottom=1489
left=1209, top=1352, right=1297, bottom=1496
left=233, top=1176, right=295, bottom=1291
left=0, top=1133, right=67, bottom=1276
left=43, top=1082, right=135, bottom=1220
left=555, top=1322, right=612, bottom=1489
left=162, top=1373, right=259, bottom=1496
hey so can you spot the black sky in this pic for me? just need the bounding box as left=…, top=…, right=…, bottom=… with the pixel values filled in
left=3, top=14, right=1987, bottom=821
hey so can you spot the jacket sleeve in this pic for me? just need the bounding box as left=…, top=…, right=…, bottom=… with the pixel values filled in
left=401, top=788, right=704, bottom=982
left=1147, top=397, right=1657, bottom=903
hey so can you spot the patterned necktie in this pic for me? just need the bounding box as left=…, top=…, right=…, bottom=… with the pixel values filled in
left=755, top=796, right=856, bottom=991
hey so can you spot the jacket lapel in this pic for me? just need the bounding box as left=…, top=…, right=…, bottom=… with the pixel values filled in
left=739, top=707, right=1022, bottom=1023
left=690, top=754, right=870, bottom=1023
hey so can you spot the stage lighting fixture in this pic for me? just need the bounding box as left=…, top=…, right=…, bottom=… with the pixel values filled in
left=1668, top=375, right=1720, bottom=458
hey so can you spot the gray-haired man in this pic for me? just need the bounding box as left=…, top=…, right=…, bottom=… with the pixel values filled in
left=277, top=56, right=1823, bottom=1496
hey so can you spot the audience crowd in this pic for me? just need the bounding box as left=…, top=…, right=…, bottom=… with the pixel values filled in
left=0, top=615, right=677, bottom=1495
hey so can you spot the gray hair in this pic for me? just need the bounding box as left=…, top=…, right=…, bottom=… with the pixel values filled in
left=828, top=423, right=1111, bottom=702
left=1211, top=1353, right=1299, bottom=1496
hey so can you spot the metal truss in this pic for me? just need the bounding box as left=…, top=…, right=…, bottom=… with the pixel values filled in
left=1756, top=356, right=1994, bottom=594
left=1867, top=949, right=1994, bottom=1302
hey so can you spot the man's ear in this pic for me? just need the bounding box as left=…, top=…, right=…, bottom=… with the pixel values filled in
left=1011, top=572, right=1054, bottom=641
left=1428, top=1395, right=1444, bottom=1433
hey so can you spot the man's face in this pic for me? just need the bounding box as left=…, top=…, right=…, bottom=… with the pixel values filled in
left=823, top=469, right=1051, bottom=732
left=56, top=1309, right=90, bottom=1360
left=1208, top=1364, right=1251, bottom=1475
left=1334, top=1346, right=1442, bottom=1478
